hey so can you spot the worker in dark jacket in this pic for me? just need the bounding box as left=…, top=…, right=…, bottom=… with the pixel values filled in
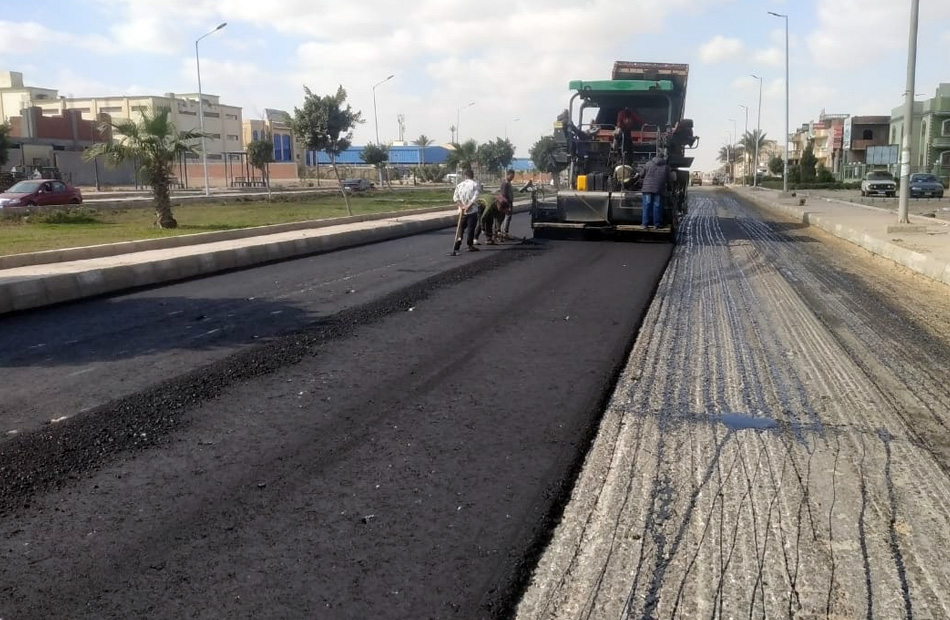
left=640, top=155, right=670, bottom=228
left=498, top=169, right=516, bottom=238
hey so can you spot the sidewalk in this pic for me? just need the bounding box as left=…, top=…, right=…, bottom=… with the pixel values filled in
left=732, top=186, right=950, bottom=287
left=0, top=202, right=527, bottom=316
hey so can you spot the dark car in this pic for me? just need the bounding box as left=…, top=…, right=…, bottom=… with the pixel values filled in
left=0, top=179, right=83, bottom=208
left=341, top=178, right=373, bottom=192
left=908, top=173, right=945, bottom=199
left=860, top=170, right=896, bottom=197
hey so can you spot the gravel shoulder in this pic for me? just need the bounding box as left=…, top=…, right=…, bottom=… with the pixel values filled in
left=517, top=189, right=950, bottom=619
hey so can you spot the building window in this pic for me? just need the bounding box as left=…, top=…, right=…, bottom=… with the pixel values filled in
left=225, top=113, right=238, bottom=120
left=179, top=110, right=197, bottom=116
left=892, top=128, right=898, bottom=143
left=941, top=151, right=950, bottom=166
left=943, top=119, right=950, bottom=136
left=862, top=129, right=873, bottom=140
left=281, top=134, right=292, bottom=162
left=100, top=106, right=122, bottom=113
left=252, top=130, right=259, bottom=142
left=204, top=112, right=220, bottom=118
left=227, top=134, right=240, bottom=141
left=209, top=133, right=221, bottom=139
left=132, top=105, right=148, bottom=112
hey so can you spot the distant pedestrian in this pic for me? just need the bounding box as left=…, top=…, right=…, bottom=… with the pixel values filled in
left=451, top=168, right=480, bottom=255
left=499, top=169, right=515, bottom=238
left=640, top=154, right=670, bottom=229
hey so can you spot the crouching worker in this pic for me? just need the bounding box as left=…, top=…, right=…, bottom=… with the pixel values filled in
left=479, top=197, right=506, bottom=244
left=451, top=168, right=480, bottom=255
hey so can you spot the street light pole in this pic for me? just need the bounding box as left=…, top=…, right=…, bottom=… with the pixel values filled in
left=195, top=22, right=227, bottom=197
left=728, top=118, right=737, bottom=183
left=456, top=101, right=475, bottom=145
left=751, top=74, right=764, bottom=187
left=505, top=117, right=520, bottom=140
left=897, top=0, right=920, bottom=224
left=372, top=74, right=394, bottom=187
left=769, top=11, right=789, bottom=193
left=739, top=104, right=749, bottom=183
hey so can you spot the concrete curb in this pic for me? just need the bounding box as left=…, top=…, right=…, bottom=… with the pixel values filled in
left=0, top=203, right=530, bottom=316
left=733, top=188, right=950, bottom=287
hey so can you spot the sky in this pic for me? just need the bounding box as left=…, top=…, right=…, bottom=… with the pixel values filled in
left=1, top=0, right=949, bottom=172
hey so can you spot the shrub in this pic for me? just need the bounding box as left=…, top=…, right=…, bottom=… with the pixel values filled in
left=35, top=207, right=100, bottom=224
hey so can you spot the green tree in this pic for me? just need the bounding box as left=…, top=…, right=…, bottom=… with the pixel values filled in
left=0, top=123, right=11, bottom=167
left=84, top=107, right=202, bottom=228
left=529, top=135, right=564, bottom=188
left=476, top=138, right=515, bottom=174
left=247, top=139, right=274, bottom=196
left=291, top=85, right=364, bottom=215
left=768, top=154, right=784, bottom=176
left=360, top=142, right=389, bottom=185
left=800, top=141, right=817, bottom=181
left=816, top=163, right=835, bottom=183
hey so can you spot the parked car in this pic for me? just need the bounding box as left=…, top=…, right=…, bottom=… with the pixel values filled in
left=908, top=173, right=945, bottom=199
left=0, top=179, right=83, bottom=208
left=341, top=178, right=373, bottom=192
left=860, top=170, right=896, bottom=197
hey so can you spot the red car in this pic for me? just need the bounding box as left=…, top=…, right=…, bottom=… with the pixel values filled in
left=0, top=179, right=83, bottom=209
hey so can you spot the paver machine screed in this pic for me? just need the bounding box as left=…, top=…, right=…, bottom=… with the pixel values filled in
left=531, top=61, right=700, bottom=241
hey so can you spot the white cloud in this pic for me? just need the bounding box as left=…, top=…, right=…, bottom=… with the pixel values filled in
left=752, top=47, right=783, bottom=67
left=698, top=36, right=745, bottom=64
left=0, top=20, right=111, bottom=55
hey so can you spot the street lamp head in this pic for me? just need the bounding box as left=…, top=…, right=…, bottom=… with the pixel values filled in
left=386, top=74, right=394, bottom=81
left=767, top=11, right=786, bottom=17
left=215, top=22, right=227, bottom=30
left=751, top=74, right=762, bottom=80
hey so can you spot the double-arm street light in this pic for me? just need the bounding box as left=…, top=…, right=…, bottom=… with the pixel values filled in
left=196, top=21, right=227, bottom=197
left=768, top=11, right=789, bottom=193
left=372, top=74, right=394, bottom=186
left=897, top=0, right=920, bottom=224
left=751, top=74, right=764, bottom=187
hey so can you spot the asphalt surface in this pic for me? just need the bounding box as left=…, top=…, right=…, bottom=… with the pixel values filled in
left=0, top=213, right=673, bottom=619
left=517, top=190, right=950, bottom=618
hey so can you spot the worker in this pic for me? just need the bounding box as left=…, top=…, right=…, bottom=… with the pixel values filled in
left=450, top=168, right=480, bottom=255
left=498, top=169, right=515, bottom=239
left=613, top=107, right=644, bottom=151
left=640, top=153, right=670, bottom=229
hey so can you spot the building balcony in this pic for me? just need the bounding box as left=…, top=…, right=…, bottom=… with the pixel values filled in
left=932, top=135, right=950, bottom=148
left=850, top=139, right=888, bottom=151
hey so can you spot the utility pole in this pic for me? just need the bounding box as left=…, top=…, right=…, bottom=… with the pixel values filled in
left=372, top=74, right=394, bottom=188
left=897, top=0, right=920, bottom=224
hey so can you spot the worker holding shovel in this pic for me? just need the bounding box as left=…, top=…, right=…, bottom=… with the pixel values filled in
left=450, top=168, right=481, bottom=256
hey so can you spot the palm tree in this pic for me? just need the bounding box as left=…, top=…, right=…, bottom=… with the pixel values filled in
left=739, top=130, right=774, bottom=176
left=412, top=134, right=434, bottom=166
left=445, top=139, right=478, bottom=172
left=85, top=107, right=202, bottom=228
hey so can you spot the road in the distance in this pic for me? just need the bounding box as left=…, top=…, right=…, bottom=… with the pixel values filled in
left=0, top=214, right=672, bottom=619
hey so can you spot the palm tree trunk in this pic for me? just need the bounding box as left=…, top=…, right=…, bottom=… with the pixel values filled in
left=152, top=173, right=177, bottom=228
left=331, top=157, right=351, bottom=216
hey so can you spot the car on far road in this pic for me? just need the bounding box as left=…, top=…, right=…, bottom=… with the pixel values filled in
left=860, top=170, right=896, bottom=197
left=0, top=179, right=83, bottom=208
left=908, top=173, right=945, bottom=199
left=341, top=178, right=373, bottom=192
left=690, top=172, right=703, bottom=186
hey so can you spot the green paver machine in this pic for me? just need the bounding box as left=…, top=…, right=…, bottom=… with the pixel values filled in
left=531, top=61, right=699, bottom=240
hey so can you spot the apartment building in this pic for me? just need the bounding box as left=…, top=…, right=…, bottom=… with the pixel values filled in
left=890, top=83, right=950, bottom=175
left=32, top=92, right=243, bottom=161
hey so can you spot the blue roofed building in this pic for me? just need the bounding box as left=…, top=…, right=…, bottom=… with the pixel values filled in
left=305, top=144, right=451, bottom=167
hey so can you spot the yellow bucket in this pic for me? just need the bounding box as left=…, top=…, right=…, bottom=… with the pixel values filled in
left=576, top=174, right=587, bottom=191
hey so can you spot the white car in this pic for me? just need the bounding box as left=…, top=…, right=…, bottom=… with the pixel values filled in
left=860, top=171, right=897, bottom=197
